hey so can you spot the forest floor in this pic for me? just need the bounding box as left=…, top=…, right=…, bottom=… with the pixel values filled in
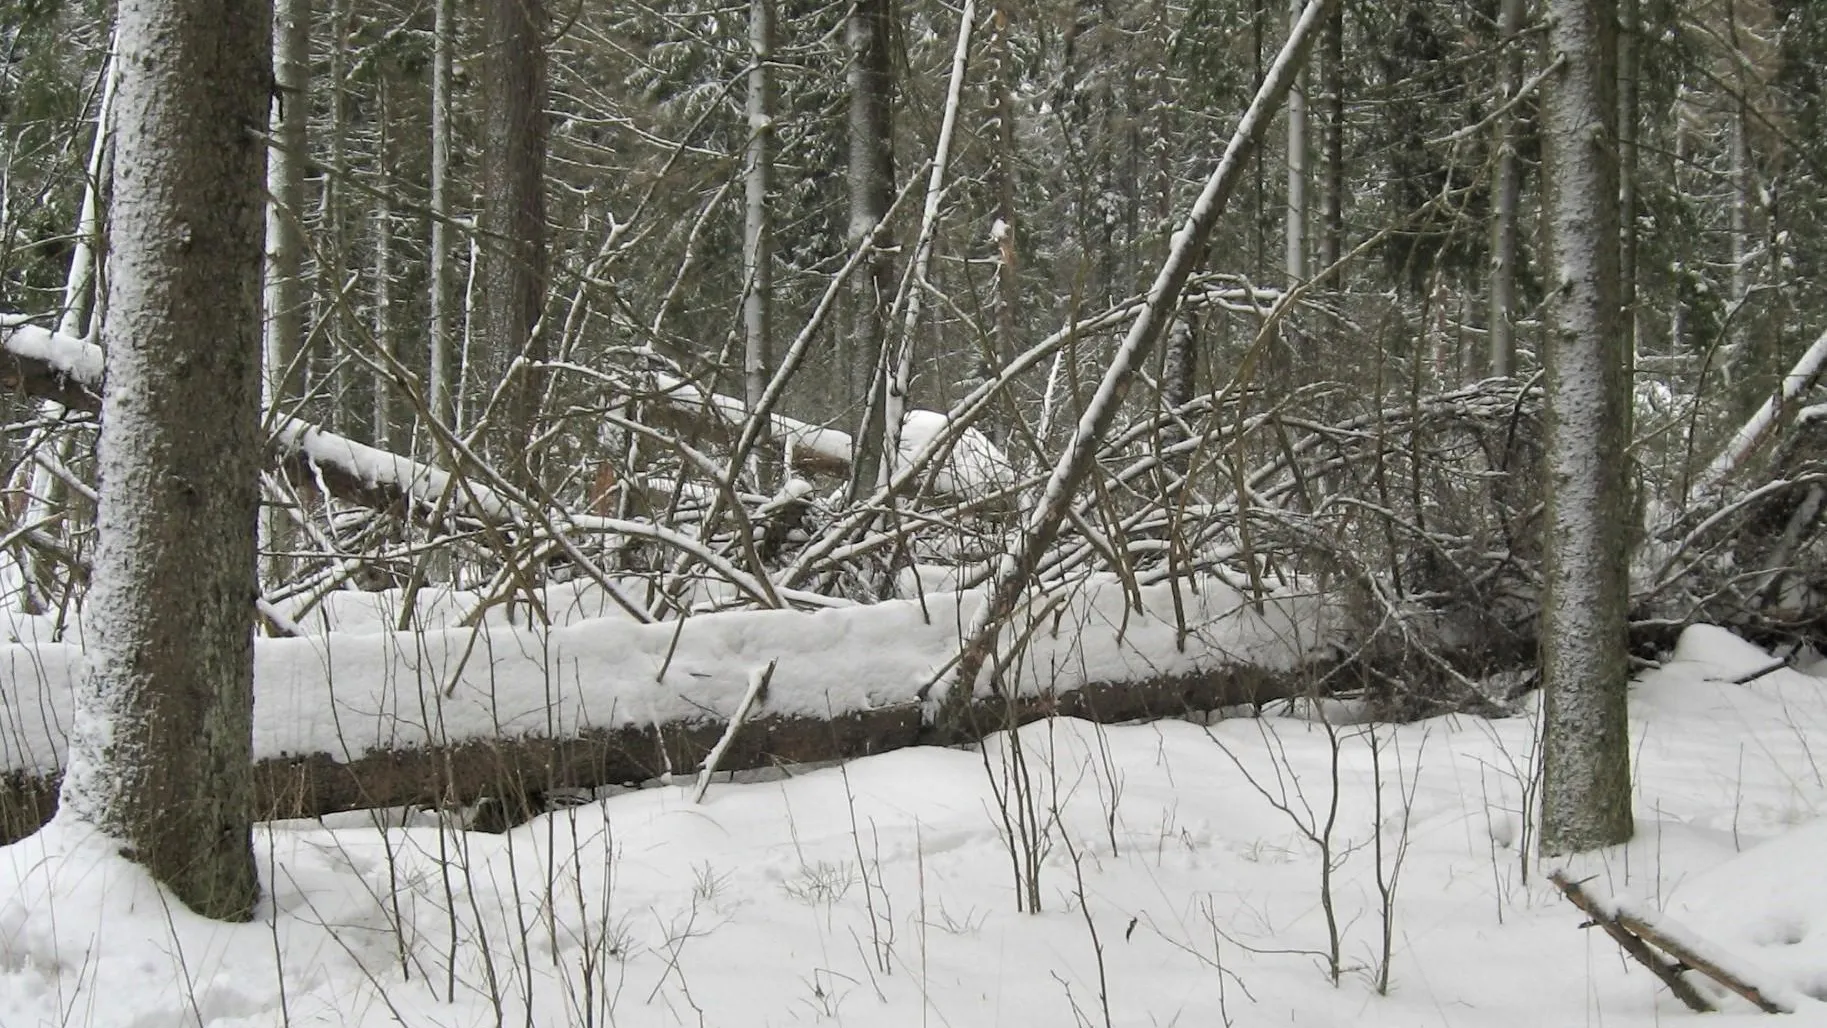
left=2, top=620, right=1827, bottom=1026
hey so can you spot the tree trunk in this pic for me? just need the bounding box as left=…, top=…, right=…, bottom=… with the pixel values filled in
left=1489, top=0, right=1526, bottom=378
left=1538, top=0, right=1634, bottom=855
left=1617, top=0, right=1639, bottom=370
left=743, top=0, right=776, bottom=492
left=58, top=0, right=269, bottom=920
left=1284, top=0, right=1309, bottom=285
left=843, top=0, right=895, bottom=502
left=371, top=71, right=395, bottom=451
left=987, top=3, right=1020, bottom=418
left=259, top=0, right=308, bottom=588
left=425, top=0, right=455, bottom=439
left=1317, top=0, right=1344, bottom=270
left=882, top=0, right=975, bottom=492
left=478, top=0, right=550, bottom=484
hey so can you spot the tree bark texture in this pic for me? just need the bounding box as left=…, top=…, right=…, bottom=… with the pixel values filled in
left=425, top=0, right=455, bottom=436
left=844, top=0, right=895, bottom=502
left=479, top=0, right=550, bottom=481
left=743, top=0, right=776, bottom=491
left=1489, top=0, right=1526, bottom=378
left=1539, top=0, right=1635, bottom=855
left=57, top=0, right=270, bottom=920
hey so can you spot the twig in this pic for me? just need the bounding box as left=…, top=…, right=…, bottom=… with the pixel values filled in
left=692, top=659, right=777, bottom=803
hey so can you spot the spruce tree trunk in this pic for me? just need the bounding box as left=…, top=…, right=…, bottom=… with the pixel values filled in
left=1538, top=0, right=1634, bottom=855
left=58, top=0, right=269, bottom=920
left=479, top=0, right=550, bottom=483
left=843, top=0, right=895, bottom=502
left=1489, top=0, right=1526, bottom=378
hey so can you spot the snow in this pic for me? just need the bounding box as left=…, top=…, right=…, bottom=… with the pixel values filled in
left=2, top=621, right=1827, bottom=1025
left=0, top=320, right=107, bottom=386
left=894, top=409, right=1015, bottom=498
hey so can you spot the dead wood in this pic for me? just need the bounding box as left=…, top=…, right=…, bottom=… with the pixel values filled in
left=1548, top=870, right=1716, bottom=1013
left=0, top=659, right=1313, bottom=844
left=1551, top=869, right=1795, bottom=1014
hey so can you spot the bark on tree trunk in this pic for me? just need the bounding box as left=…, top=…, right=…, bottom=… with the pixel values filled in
left=1284, top=0, right=1309, bottom=285
left=843, top=0, right=895, bottom=503
left=1538, top=0, right=1634, bottom=854
left=1489, top=0, right=1526, bottom=378
left=1317, top=0, right=1343, bottom=271
left=58, top=0, right=269, bottom=920
left=425, top=0, right=455, bottom=437
left=479, top=0, right=550, bottom=486
left=743, top=0, right=776, bottom=492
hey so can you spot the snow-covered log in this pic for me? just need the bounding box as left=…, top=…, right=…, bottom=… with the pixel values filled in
left=0, top=574, right=1333, bottom=842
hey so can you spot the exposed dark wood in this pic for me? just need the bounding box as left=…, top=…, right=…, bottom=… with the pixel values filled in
left=1548, top=870, right=1719, bottom=1014
left=0, top=350, right=101, bottom=414
left=1610, top=907, right=1793, bottom=1013
left=0, top=660, right=1309, bottom=844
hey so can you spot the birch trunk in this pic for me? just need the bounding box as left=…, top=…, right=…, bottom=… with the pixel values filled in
left=371, top=72, right=394, bottom=451
left=1538, top=0, right=1634, bottom=854
left=17, top=48, right=114, bottom=614
left=937, top=0, right=1339, bottom=727
left=259, top=0, right=308, bottom=588
left=1284, top=0, right=1308, bottom=284
left=58, top=0, right=269, bottom=919
left=743, top=0, right=776, bottom=491
left=880, top=0, right=975, bottom=491
left=425, top=0, right=454, bottom=437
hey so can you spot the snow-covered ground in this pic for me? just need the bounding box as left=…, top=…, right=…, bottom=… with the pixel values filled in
left=2, top=623, right=1826, bottom=1026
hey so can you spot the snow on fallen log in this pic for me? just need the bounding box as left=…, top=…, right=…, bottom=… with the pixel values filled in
left=0, top=574, right=1333, bottom=840
left=0, top=320, right=510, bottom=522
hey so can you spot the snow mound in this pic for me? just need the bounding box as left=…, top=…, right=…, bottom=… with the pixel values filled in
left=1672, top=817, right=1827, bottom=1006
left=896, top=409, right=1016, bottom=499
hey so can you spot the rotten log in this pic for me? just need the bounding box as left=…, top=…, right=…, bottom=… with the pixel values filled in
left=0, top=660, right=1310, bottom=844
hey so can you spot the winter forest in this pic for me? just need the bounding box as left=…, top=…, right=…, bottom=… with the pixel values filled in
left=4, top=0, right=1827, bottom=1022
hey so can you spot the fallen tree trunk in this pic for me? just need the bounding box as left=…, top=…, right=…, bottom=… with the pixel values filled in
left=0, top=659, right=1312, bottom=844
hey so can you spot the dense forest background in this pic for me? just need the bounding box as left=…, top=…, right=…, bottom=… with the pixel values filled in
left=4, top=0, right=1827, bottom=711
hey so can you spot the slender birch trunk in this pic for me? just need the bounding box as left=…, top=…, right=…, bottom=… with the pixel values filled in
left=259, top=0, right=308, bottom=588
left=743, top=0, right=776, bottom=491
left=371, top=72, right=394, bottom=451
left=1538, top=0, right=1634, bottom=855
left=880, top=0, right=975, bottom=490
left=1284, top=0, right=1308, bottom=285
left=17, top=47, right=115, bottom=614
left=425, top=0, right=454, bottom=438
